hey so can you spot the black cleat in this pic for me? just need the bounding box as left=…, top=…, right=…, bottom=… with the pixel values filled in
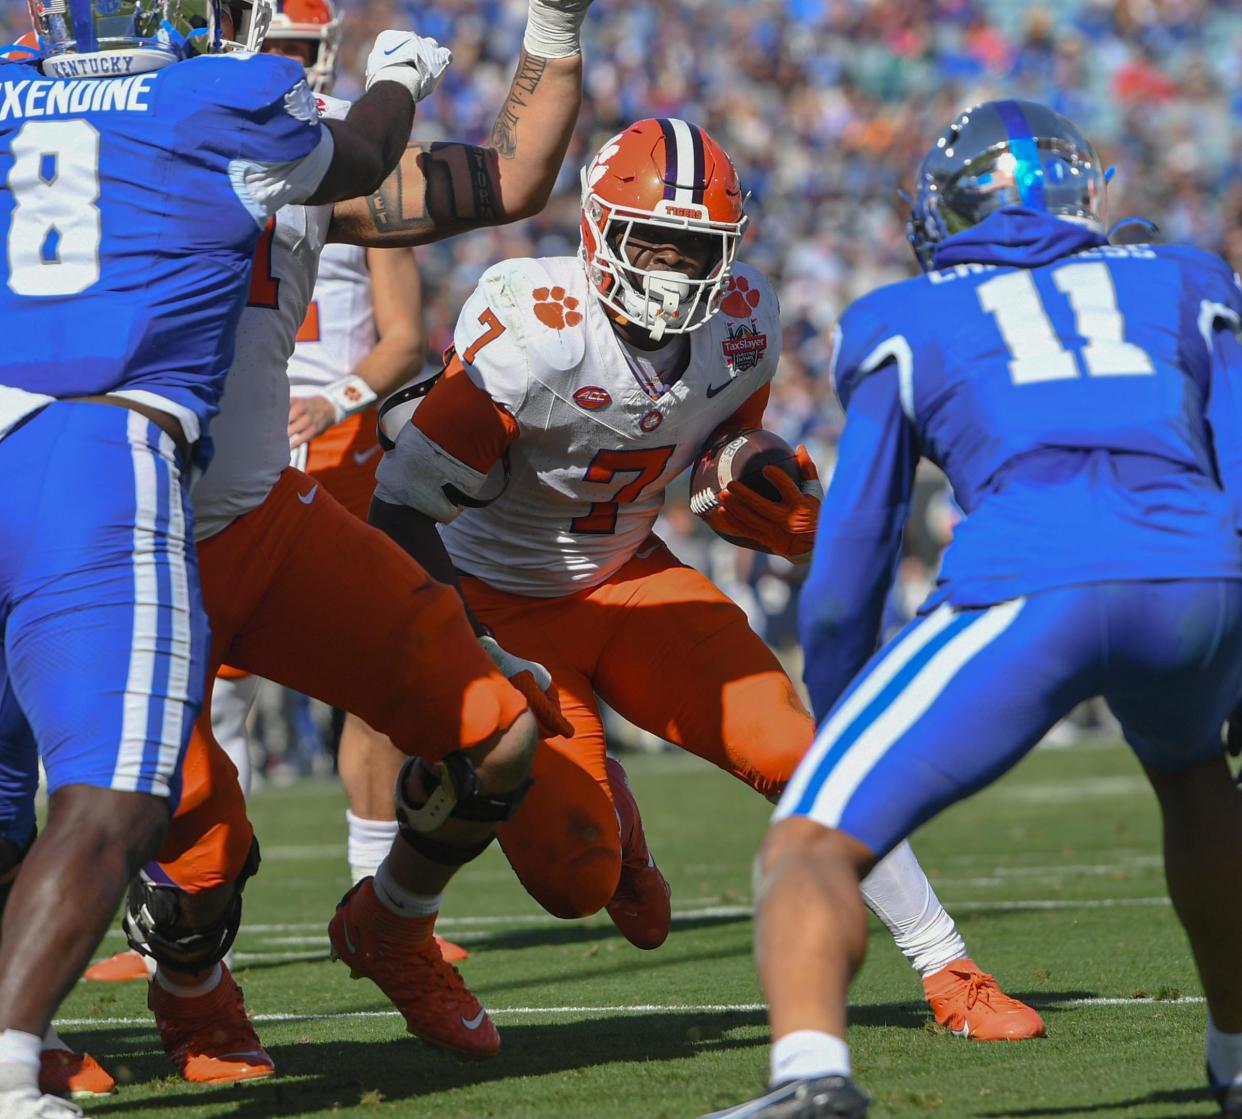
left=700, top=1075, right=870, bottom=1119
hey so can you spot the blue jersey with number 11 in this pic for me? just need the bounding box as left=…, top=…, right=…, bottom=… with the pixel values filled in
left=800, top=208, right=1242, bottom=712
left=0, top=52, right=324, bottom=456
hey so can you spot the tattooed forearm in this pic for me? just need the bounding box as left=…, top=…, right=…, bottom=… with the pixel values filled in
left=488, top=49, right=549, bottom=159
left=365, top=146, right=434, bottom=238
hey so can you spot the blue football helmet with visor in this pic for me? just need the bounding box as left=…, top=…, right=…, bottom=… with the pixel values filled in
left=907, top=99, right=1108, bottom=272
left=25, top=0, right=274, bottom=77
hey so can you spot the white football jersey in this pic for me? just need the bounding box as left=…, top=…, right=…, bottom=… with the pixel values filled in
left=382, top=256, right=782, bottom=597
left=286, top=242, right=375, bottom=397
left=191, top=96, right=350, bottom=541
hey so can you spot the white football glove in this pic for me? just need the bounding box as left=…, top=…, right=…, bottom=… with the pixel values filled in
left=524, top=0, right=593, bottom=58
left=365, top=30, right=452, bottom=103
left=478, top=635, right=574, bottom=740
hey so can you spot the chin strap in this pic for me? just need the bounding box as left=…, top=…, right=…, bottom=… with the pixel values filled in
left=622, top=271, right=691, bottom=341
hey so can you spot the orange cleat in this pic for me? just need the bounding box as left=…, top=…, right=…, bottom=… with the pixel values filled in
left=83, top=949, right=152, bottom=983
left=435, top=936, right=469, bottom=963
left=40, top=1048, right=116, bottom=1099
left=328, top=878, right=499, bottom=1058
left=148, top=964, right=275, bottom=1083
left=604, top=757, right=671, bottom=950
left=922, top=957, right=1046, bottom=1040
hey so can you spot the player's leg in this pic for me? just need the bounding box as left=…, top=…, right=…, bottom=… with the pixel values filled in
left=595, top=545, right=1039, bottom=1027
left=210, top=667, right=258, bottom=798
left=0, top=405, right=206, bottom=1110
left=456, top=574, right=640, bottom=929
left=1101, top=579, right=1242, bottom=1112
left=731, top=592, right=1096, bottom=1114
left=222, top=472, right=531, bottom=1055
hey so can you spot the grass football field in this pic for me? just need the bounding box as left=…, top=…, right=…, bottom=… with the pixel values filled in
left=60, top=738, right=1222, bottom=1119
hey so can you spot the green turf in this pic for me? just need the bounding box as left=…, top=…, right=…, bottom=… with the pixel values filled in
left=61, top=739, right=1221, bottom=1118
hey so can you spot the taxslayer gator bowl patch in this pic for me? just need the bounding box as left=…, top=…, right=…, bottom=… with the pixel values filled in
left=722, top=321, right=768, bottom=373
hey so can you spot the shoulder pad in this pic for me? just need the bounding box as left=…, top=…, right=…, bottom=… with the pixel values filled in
left=173, top=52, right=309, bottom=113
left=477, top=256, right=589, bottom=375
left=831, top=284, right=914, bottom=409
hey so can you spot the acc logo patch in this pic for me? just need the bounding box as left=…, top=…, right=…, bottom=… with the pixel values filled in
left=573, top=386, right=612, bottom=411
left=722, top=322, right=768, bottom=373
left=533, top=287, right=583, bottom=330
left=639, top=409, right=663, bottom=432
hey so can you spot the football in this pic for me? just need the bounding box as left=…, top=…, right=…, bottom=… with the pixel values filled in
left=689, top=427, right=801, bottom=550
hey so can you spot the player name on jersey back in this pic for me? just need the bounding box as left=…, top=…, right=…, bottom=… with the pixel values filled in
left=0, top=74, right=156, bottom=119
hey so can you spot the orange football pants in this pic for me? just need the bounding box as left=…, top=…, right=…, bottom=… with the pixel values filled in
left=157, top=467, right=525, bottom=891
left=464, top=539, right=814, bottom=920
left=299, top=404, right=382, bottom=521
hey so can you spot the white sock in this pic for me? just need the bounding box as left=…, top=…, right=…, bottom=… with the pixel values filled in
left=861, top=840, right=967, bottom=979
left=1208, top=1016, right=1242, bottom=1086
left=346, top=811, right=399, bottom=885
left=154, top=962, right=222, bottom=999
left=40, top=1025, right=69, bottom=1054
left=211, top=674, right=259, bottom=799
left=0, top=1029, right=42, bottom=1093
left=373, top=859, right=441, bottom=917
left=770, top=1030, right=850, bottom=1085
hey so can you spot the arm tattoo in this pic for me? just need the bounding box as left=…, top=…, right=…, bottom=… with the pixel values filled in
left=364, top=143, right=500, bottom=241
left=488, top=49, right=548, bottom=160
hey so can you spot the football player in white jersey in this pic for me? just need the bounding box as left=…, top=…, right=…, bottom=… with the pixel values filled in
left=208, top=0, right=431, bottom=903
left=370, top=119, right=1046, bottom=1040
left=74, top=0, right=595, bottom=1083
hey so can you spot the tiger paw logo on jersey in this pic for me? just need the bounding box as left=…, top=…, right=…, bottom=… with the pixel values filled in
left=721, top=275, right=761, bottom=318
left=533, top=287, right=583, bottom=330
left=722, top=321, right=767, bottom=373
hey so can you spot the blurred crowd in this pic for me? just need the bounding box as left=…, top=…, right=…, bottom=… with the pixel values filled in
left=2, top=0, right=1232, bottom=761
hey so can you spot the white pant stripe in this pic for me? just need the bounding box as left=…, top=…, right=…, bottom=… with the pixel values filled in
left=778, top=603, right=956, bottom=814
left=808, top=598, right=1026, bottom=828
left=114, top=411, right=161, bottom=793
left=154, top=433, right=192, bottom=794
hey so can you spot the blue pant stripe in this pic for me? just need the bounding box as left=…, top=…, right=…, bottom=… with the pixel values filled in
left=791, top=610, right=982, bottom=817
left=137, top=422, right=174, bottom=795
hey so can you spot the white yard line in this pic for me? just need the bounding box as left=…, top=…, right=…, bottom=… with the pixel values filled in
left=52, top=994, right=1206, bottom=1031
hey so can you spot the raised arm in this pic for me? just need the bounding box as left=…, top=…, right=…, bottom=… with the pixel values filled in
left=329, top=0, right=591, bottom=246
left=304, top=32, right=452, bottom=206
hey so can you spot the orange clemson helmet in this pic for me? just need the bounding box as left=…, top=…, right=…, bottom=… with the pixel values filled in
left=580, top=118, right=749, bottom=340
left=264, top=0, right=342, bottom=93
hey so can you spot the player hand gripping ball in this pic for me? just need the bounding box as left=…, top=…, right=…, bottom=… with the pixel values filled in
left=478, top=636, right=575, bottom=740
left=365, top=31, right=452, bottom=103
left=714, top=445, right=823, bottom=561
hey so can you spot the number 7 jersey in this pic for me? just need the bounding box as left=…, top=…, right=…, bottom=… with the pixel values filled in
left=376, top=255, right=782, bottom=597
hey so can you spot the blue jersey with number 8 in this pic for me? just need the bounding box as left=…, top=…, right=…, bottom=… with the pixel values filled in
left=828, top=208, right=1242, bottom=608
left=0, top=51, right=324, bottom=458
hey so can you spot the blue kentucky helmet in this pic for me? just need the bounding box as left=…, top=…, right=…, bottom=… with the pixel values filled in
left=27, top=0, right=274, bottom=78
left=906, top=99, right=1109, bottom=271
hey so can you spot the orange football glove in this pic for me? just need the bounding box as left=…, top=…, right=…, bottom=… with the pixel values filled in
left=714, top=445, right=822, bottom=560
left=478, top=635, right=575, bottom=740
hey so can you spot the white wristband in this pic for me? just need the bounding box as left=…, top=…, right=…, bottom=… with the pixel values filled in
left=523, top=0, right=587, bottom=59
left=323, top=375, right=378, bottom=424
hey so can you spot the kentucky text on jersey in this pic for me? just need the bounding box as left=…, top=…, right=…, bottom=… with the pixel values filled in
left=0, top=75, right=155, bottom=121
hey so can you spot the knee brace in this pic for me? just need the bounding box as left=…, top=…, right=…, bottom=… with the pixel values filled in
left=394, top=755, right=531, bottom=866
left=124, top=836, right=261, bottom=970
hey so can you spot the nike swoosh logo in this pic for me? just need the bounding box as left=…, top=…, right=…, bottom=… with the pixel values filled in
left=950, top=1021, right=970, bottom=1038
left=353, top=444, right=381, bottom=465
left=298, top=483, right=319, bottom=505
left=460, top=1009, right=488, bottom=1031
left=383, top=38, right=412, bottom=55
left=705, top=380, right=734, bottom=398
left=341, top=921, right=357, bottom=956
left=219, top=1050, right=269, bottom=1062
